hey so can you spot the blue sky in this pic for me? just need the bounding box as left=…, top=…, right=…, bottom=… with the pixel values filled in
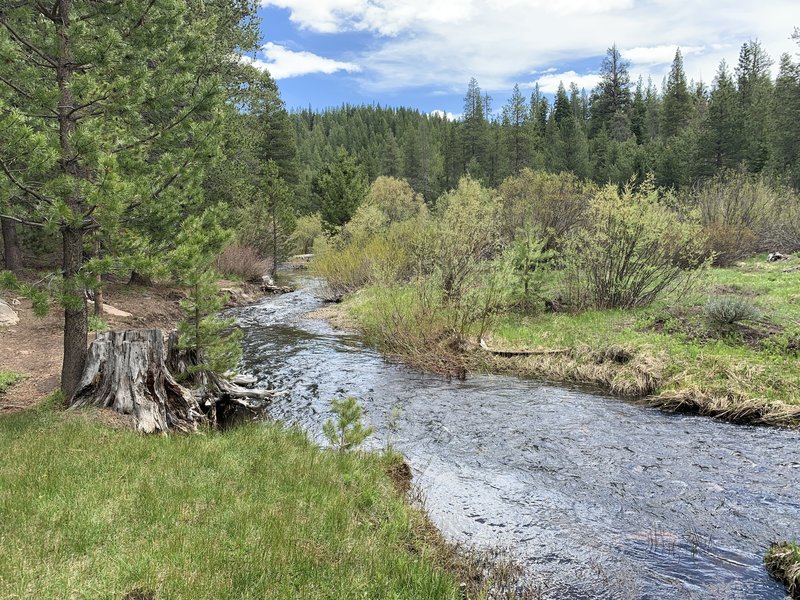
left=247, top=1, right=800, bottom=118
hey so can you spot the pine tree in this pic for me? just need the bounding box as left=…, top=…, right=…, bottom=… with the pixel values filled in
left=773, top=52, right=800, bottom=186
left=316, top=148, right=368, bottom=233
left=552, top=82, right=572, bottom=124
left=461, top=78, right=489, bottom=175
left=0, top=0, right=257, bottom=396
left=700, top=61, right=744, bottom=174
left=502, top=84, right=530, bottom=173
left=590, top=44, right=633, bottom=141
left=736, top=40, right=774, bottom=172
left=662, top=49, right=693, bottom=137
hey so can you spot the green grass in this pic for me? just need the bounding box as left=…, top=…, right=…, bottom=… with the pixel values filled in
left=0, top=371, right=24, bottom=395
left=488, top=256, right=800, bottom=406
left=0, top=403, right=461, bottom=599
left=342, top=256, right=800, bottom=422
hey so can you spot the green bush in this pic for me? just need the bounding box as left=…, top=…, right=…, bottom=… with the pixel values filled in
left=497, top=168, right=595, bottom=250
left=704, top=296, right=760, bottom=327
left=692, top=170, right=778, bottom=265
left=562, top=180, right=706, bottom=310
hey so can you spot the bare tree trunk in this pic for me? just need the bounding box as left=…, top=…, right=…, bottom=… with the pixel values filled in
left=61, top=227, right=88, bottom=399
left=1, top=216, right=23, bottom=273
left=70, top=329, right=205, bottom=433
left=93, top=238, right=104, bottom=318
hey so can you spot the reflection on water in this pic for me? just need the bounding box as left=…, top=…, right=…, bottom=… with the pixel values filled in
left=234, top=278, right=800, bottom=599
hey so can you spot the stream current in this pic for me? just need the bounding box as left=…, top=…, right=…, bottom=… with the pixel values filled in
left=235, top=279, right=800, bottom=599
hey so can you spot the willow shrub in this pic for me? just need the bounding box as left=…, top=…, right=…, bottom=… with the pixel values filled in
left=562, top=182, right=707, bottom=310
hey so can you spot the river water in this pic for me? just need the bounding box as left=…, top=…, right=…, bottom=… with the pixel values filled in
left=235, top=279, right=800, bottom=599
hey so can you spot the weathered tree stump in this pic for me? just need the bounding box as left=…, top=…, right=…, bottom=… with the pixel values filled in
left=69, top=329, right=205, bottom=433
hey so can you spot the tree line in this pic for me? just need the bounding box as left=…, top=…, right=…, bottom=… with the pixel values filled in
left=291, top=33, right=800, bottom=210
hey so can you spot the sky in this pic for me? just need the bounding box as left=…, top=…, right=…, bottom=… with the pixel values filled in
left=247, top=1, right=800, bottom=118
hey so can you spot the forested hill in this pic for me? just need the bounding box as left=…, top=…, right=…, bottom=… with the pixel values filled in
left=291, top=39, right=800, bottom=208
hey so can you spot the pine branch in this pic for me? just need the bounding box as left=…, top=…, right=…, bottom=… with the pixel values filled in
left=0, top=19, right=58, bottom=69
left=0, top=158, right=54, bottom=206
left=0, top=214, right=45, bottom=228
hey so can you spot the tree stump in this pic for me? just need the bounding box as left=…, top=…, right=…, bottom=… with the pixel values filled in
left=69, top=329, right=204, bottom=433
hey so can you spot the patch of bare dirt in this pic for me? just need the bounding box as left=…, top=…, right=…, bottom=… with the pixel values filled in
left=0, top=280, right=263, bottom=414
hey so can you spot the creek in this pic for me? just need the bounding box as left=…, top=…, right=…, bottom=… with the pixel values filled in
left=235, top=278, right=800, bottom=599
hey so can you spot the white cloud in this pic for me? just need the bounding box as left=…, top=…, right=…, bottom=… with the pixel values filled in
left=622, top=45, right=705, bottom=66
left=242, top=43, right=360, bottom=79
left=261, top=1, right=800, bottom=93
left=430, top=109, right=458, bottom=121
left=530, top=71, right=602, bottom=94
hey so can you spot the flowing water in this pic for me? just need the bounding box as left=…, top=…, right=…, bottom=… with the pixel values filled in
left=235, top=279, right=800, bottom=599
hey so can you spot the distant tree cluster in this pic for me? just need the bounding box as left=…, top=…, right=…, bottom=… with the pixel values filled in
left=291, top=34, right=800, bottom=206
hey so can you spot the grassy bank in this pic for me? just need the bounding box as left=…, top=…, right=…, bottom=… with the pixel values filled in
left=0, top=400, right=467, bottom=599
left=339, top=258, right=800, bottom=427
left=765, top=542, right=800, bottom=598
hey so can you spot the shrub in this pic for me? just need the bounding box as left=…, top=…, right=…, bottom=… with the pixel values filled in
left=215, top=244, right=269, bottom=282
left=323, top=397, right=374, bottom=452
left=692, top=170, right=777, bottom=265
left=424, top=177, right=500, bottom=302
left=361, top=176, right=426, bottom=224
left=562, top=180, right=706, bottom=310
left=704, top=296, right=760, bottom=327
left=497, top=169, right=595, bottom=250
left=289, top=213, right=323, bottom=255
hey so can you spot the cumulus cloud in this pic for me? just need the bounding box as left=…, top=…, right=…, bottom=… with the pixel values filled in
left=261, top=0, right=800, bottom=93
left=530, top=71, right=602, bottom=94
left=243, top=42, right=360, bottom=79
left=430, top=109, right=458, bottom=121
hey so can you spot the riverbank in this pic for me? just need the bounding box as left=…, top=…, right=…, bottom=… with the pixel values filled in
left=0, top=400, right=482, bottom=599
left=322, top=257, right=800, bottom=428
left=765, top=542, right=800, bottom=599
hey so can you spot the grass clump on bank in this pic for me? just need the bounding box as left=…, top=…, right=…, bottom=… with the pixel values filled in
left=765, top=542, right=800, bottom=598
left=0, top=404, right=465, bottom=599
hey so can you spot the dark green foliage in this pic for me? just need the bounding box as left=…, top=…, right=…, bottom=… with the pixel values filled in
left=316, top=148, right=368, bottom=233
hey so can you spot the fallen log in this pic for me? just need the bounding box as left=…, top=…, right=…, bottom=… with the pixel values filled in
left=479, top=338, right=570, bottom=357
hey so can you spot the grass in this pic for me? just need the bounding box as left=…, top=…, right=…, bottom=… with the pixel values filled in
left=340, top=256, right=800, bottom=426
left=0, top=400, right=465, bottom=600
left=0, top=371, right=24, bottom=395
left=765, top=542, right=800, bottom=598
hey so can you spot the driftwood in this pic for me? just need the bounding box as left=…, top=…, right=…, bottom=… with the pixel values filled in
left=479, top=338, right=570, bottom=357
left=70, top=329, right=286, bottom=432
left=70, top=329, right=204, bottom=433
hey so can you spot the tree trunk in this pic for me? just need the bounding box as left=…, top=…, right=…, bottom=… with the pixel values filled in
left=61, top=226, right=88, bottom=399
left=129, top=270, right=153, bottom=287
left=93, top=239, right=104, bottom=318
left=1, top=216, right=23, bottom=273
left=70, top=329, right=205, bottom=433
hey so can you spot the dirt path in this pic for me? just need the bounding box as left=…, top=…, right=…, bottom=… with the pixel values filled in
left=0, top=282, right=260, bottom=413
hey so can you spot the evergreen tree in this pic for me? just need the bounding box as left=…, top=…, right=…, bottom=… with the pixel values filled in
left=552, top=82, right=572, bottom=124
left=773, top=52, right=800, bottom=186
left=699, top=61, right=744, bottom=174
left=662, top=49, right=693, bottom=137
left=0, top=0, right=257, bottom=396
left=590, top=44, right=633, bottom=141
left=736, top=40, right=775, bottom=172
left=316, top=148, right=368, bottom=233
left=502, top=84, right=530, bottom=173
left=630, top=77, right=648, bottom=143
left=461, top=78, right=489, bottom=175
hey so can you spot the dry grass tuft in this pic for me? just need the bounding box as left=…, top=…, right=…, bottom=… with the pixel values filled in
left=653, top=387, right=800, bottom=427
left=765, top=542, right=800, bottom=599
